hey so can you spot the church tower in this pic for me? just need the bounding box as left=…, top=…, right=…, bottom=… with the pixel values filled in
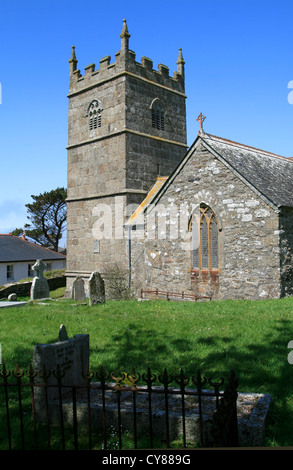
left=66, top=19, right=187, bottom=295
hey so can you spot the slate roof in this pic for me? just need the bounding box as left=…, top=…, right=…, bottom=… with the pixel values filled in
left=128, top=133, right=293, bottom=219
left=202, top=134, right=293, bottom=208
left=0, top=235, right=66, bottom=263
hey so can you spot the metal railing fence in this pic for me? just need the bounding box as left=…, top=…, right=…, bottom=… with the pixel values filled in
left=0, top=364, right=238, bottom=450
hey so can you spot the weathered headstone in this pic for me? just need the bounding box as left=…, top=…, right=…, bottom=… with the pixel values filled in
left=32, top=325, right=89, bottom=421
left=30, top=259, right=50, bottom=300
left=88, top=271, right=105, bottom=306
left=72, top=276, right=85, bottom=301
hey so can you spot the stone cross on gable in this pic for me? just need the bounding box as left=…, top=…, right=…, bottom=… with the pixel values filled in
left=196, top=113, right=206, bottom=131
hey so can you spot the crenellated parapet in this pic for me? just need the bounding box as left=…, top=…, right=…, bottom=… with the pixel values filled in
left=68, top=19, right=185, bottom=97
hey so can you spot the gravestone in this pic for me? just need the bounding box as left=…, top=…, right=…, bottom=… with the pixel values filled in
left=30, top=259, right=50, bottom=300
left=32, top=325, right=89, bottom=421
left=88, top=271, right=105, bottom=306
left=72, top=276, right=85, bottom=301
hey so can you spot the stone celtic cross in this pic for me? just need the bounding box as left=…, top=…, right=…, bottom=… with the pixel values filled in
left=196, top=113, right=206, bottom=130
left=32, top=259, right=46, bottom=278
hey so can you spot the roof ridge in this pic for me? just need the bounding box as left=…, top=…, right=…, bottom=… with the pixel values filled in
left=205, top=133, right=290, bottom=162
left=0, top=233, right=66, bottom=257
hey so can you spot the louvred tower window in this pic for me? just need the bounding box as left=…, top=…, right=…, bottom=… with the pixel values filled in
left=87, top=100, right=103, bottom=130
left=151, top=99, right=165, bottom=131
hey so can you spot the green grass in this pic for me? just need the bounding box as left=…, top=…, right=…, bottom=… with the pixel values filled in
left=1, top=295, right=293, bottom=447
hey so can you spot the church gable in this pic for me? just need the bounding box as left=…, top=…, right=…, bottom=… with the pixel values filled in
left=132, top=136, right=284, bottom=300
left=145, top=133, right=293, bottom=213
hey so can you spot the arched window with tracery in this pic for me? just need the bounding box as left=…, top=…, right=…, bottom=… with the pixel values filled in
left=87, top=100, right=103, bottom=131
left=189, top=204, right=219, bottom=271
left=151, top=99, right=165, bottom=130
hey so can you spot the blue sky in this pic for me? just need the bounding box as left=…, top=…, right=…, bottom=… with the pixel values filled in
left=0, top=0, right=292, bottom=239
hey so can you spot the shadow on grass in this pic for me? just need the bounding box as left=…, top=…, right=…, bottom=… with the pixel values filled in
left=90, top=318, right=292, bottom=384
left=2, top=303, right=293, bottom=446
left=89, top=316, right=293, bottom=446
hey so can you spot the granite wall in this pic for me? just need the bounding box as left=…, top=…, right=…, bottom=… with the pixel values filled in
left=131, top=143, right=282, bottom=300
left=66, top=31, right=187, bottom=295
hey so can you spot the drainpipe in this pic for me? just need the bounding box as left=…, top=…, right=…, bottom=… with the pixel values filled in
left=128, top=225, right=131, bottom=288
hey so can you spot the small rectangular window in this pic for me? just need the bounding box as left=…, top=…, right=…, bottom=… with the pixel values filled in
left=7, top=265, right=14, bottom=281
left=93, top=240, right=100, bottom=253
left=28, top=264, right=34, bottom=277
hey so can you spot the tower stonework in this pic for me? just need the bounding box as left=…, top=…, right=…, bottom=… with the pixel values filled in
left=66, top=20, right=187, bottom=296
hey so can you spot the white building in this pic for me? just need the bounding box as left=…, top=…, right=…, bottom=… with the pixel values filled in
left=0, top=234, right=66, bottom=286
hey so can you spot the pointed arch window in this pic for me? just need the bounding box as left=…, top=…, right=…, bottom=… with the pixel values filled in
left=151, top=99, right=165, bottom=130
left=87, top=100, right=103, bottom=131
left=189, top=204, right=219, bottom=270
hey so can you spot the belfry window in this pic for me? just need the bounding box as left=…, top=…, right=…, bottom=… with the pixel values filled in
left=189, top=205, right=218, bottom=270
left=87, top=100, right=103, bottom=131
left=151, top=99, right=165, bottom=130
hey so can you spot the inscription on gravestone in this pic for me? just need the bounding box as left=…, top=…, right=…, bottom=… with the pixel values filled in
left=32, top=326, right=89, bottom=420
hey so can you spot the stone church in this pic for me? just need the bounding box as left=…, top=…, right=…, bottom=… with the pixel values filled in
left=66, top=19, right=293, bottom=301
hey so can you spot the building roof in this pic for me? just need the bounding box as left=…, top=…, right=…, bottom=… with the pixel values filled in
left=202, top=133, right=293, bottom=208
left=125, top=177, right=168, bottom=226
left=128, top=132, right=293, bottom=220
left=0, top=234, right=66, bottom=263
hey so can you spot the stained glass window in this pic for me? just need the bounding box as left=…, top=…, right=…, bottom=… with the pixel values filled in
left=190, top=205, right=218, bottom=270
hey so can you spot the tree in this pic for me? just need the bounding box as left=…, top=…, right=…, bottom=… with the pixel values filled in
left=12, top=187, right=67, bottom=252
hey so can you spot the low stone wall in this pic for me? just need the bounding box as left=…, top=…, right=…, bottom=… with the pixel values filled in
left=0, top=276, right=66, bottom=299
left=0, top=281, right=32, bottom=298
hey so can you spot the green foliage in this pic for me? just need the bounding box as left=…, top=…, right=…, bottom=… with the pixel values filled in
left=15, top=269, right=66, bottom=284
left=43, top=269, right=66, bottom=279
left=11, top=187, right=67, bottom=252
